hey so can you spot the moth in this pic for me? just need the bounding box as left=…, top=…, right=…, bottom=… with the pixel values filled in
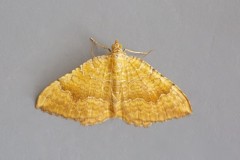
left=36, top=38, right=192, bottom=127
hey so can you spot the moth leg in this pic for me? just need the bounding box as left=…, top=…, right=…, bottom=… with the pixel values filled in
left=124, top=48, right=152, bottom=57
left=90, top=37, right=111, bottom=52
left=90, top=42, right=96, bottom=58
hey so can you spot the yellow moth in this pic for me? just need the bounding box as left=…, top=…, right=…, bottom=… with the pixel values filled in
left=36, top=38, right=192, bottom=127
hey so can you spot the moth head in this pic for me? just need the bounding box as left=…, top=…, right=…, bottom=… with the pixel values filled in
left=111, top=40, right=123, bottom=53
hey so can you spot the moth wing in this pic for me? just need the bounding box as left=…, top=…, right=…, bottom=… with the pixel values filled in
left=120, top=56, right=192, bottom=127
left=36, top=55, right=113, bottom=126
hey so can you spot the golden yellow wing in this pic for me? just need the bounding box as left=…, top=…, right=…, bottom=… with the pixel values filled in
left=119, top=56, right=192, bottom=127
left=36, top=55, right=114, bottom=126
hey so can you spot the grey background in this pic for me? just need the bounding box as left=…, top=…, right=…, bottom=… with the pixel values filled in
left=0, top=0, right=239, bottom=160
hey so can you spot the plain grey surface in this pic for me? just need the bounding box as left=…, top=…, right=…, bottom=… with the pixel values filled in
left=0, top=0, right=240, bottom=159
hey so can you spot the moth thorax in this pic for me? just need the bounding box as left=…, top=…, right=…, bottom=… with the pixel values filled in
left=111, top=40, right=123, bottom=53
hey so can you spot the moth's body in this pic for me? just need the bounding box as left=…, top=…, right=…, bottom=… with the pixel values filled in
left=36, top=40, right=192, bottom=127
left=110, top=42, right=127, bottom=117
